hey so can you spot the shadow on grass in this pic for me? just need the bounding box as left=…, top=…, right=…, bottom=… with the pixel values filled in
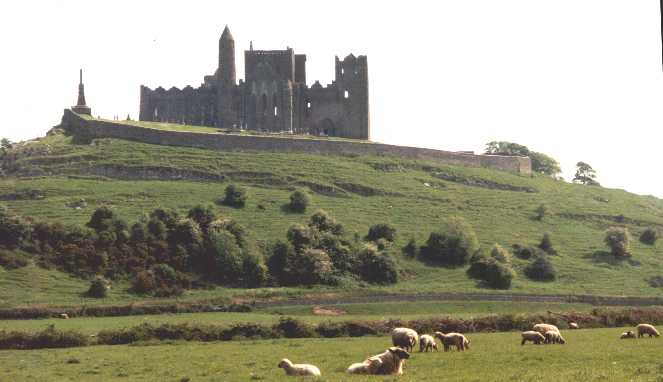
left=279, top=204, right=306, bottom=215
left=583, top=251, right=640, bottom=266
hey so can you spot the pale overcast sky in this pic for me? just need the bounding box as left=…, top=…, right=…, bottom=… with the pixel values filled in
left=1, top=1, right=662, bottom=197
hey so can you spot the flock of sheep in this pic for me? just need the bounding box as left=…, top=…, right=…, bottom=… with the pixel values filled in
left=277, top=323, right=661, bottom=377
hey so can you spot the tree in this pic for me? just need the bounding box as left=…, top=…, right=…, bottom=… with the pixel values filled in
left=86, top=276, right=109, bottom=298
left=528, top=151, right=561, bottom=177
left=484, top=141, right=530, bottom=156
left=402, top=238, right=417, bottom=258
left=419, top=217, right=479, bottom=267
left=357, top=245, right=399, bottom=284
left=87, top=207, right=115, bottom=232
left=466, top=252, right=514, bottom=289
left=308, top=210, right=343, bottom=236
left=640, top=228, right=659, bottom=245
left=221, top=184, right=247, bottom=208
left=366, top=223, right=397, bottom=242
left=187, top=205, right=217, bottom=232
left=288, top=190, right=310, bottom=213
left=534, top=204, right=548, bottom=221
left=485, top=142, right=560, bottom=176
left=524, top=256, right=556, bottom=281
left=0, top=138, right=12, bottom=159
left=208, top=230, right=243, bottom=284
left=605, top=227, right=631, bottom=257
left=489, top=244, right=511, bottom=264
left=573, top=162, right=600, bottom=186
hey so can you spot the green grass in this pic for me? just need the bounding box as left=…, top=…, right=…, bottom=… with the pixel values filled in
left=0, top=301, right=596, bottom=335
left=0, top=329, right=661, bottom=381
left=2, top=131, right=663, bottom=306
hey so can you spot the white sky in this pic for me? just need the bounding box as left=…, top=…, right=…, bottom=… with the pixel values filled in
left=1, top=0, right=662, bottom=197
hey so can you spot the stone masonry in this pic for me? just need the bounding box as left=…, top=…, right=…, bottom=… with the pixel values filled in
left=139, top=26, right=370, bottom=140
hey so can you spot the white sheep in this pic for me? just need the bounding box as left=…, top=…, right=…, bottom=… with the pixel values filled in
left=620, top=330, right=636, bottom=339
left=636, top=324, right=660, bottom=338
left=434, top=331, right=470, bottom=352
left=277, top=359, right=321, bottom=377
left=568, top=322, right=579, bottom=330
left=367, top=347, right=411, bottom=375
left=391, top=327, right=419, bottom=352
left=533, top=323, right=559, bottom=335
left=58, top=313, right=69, bottom=319
left=419, top=334, right=438, bottom=352
left=521, top=331, right=545, bottom=345
left=346, top=358, right=382, bottom=375
left=544, top=330, right=566, bottom=344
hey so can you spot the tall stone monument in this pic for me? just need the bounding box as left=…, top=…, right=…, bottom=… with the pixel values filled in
left=72, top=69, right=92, bottom=115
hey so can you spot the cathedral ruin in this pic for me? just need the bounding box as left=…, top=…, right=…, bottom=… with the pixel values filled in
left=139, top=26, right=369, bottom=140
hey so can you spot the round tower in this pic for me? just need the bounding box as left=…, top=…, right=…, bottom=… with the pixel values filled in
left=217, top=25, right=236, bottom=128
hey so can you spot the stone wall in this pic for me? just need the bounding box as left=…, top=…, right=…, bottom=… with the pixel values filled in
left=61, top=109, right=531, bottom=174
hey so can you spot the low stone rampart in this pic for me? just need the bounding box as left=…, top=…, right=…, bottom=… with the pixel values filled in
left=60, top=110, right=531, bottom=174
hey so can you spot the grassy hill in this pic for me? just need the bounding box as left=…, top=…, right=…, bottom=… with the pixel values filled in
left=1, top=127, right=663, bottom=306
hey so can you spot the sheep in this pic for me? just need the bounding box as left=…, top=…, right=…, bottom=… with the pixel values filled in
left=391, top=327, right=419, bottom=352
left=533, top=323, right=559, bottom=335
left=521, top=331, right=546, bottom=345
left=568, top=322, right=579, bottom=330
left=434, top=331, right=470, bottom=352
left=636, top=324, right=660, bottom=338
left=277, top=359, right=321, bottom=377
left=368, top=347, right=411, bottom=375
left=544, top=330, right=566, bottom=345
left=620, top=331, right=636, bottom=339
left=346, top=358, right=383, bottom=375
left=419, top=334, right=438, bottom=352
left=58, top=313, right=69, bottom=319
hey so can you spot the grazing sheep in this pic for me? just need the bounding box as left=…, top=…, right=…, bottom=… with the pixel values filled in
left=521, top=331, right=546, bottom=345
left=569, top=322, right=579, bottom=330
left=419, top=334, right=438, bottom=352
left=533, top=323, right=559, bottom=335
left=434, top=331, right=470, bottom=352
left=391, top=327, right=419, bottom=352
left=58, top=313, right=69, bottom=319
left=544, top=330, right=566, bottom=345
left=636, top=324, right=660, bottom=338
left=369, top=347, right=411, bottom=375
left=346, top=358, right=382, bottom=375
left=620, top=331, right=636, bottom=339
left=277, top=359, right=321, bottom=377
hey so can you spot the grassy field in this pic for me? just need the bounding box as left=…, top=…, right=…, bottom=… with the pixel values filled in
left=0, top=328, right=661, bottom=381
left=2, top=131, right=663, bottom=306
left=0, top=301, right=596, bottom=334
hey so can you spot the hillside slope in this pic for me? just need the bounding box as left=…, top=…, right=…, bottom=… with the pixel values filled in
left=1, top=129, right=663, bottom=305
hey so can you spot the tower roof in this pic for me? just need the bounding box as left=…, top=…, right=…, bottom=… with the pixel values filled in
left=221, top=25, right=233, bottom=41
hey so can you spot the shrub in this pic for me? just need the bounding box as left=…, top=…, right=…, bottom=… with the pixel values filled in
left=524, top=257, right=556, bottom=281
left=308, top=210, right=343, bottom=235
left=357, top=245, right=398, bottom=284
left=0, top=326, right=88, bottom=350
left=534, top=204, right=548, bottom=221
left=319, top=233, right=355, bottom=273
left=273, top=317, right=314, bottom=338
left=286, top=224, right=314, bottom=251
left=605, top=227, right=631, bottom=257
left=187, top=205, right=217, bottom=232
left=512, top=244, right=543, bottom=260
left=419, top=217, right=479, bottom=267
left=467, top=253, right=514, bottom=289
left=288, top=190, right=310, bottom=213
left=170, top=219, right=203, bottom=248
left=221, top=184, right=247, bottom=208
left=150, top=208, right=179, bottom=229
left=241, top=253, right=267, bottom=288
left=288, top=249, right=333, bottom=285
left=375, top=238, right=388, bottom=251
left=489, top=244, right=511, bottom=264
left=0, top=208, right=30, bottom=249
left=86, top=206, right=114, bottom=232
left=647, top=276, right=663, bottom=288
left=0, top=249, right=29, bottom=270
left=402, top=238, right=417, bottom=258
left=86, top=276, right=109, bottom=298
left=366, top=223, right=397, bottom=242
left=209, top=219, right=248, bottom=249
left=266, top=241, right=295, bottom=285
left=640, top=228, right=659, bottom=245
left=538, top=232, right=557, bottom=255
left=208, top=230, right=243, bottom=284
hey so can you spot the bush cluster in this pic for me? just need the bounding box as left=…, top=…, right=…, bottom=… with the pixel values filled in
left=419, top=217, right=479, bottom=267
left=288, top=190, right=310, bottom=213
left=267, top=210, right=398, bottom=286
left=220, top=184, right=247, bottom=208
left=605, top=227, right=631, bottom=258
left=640, top=228, right=659, bottom=245
left=466, top=246, right=514, bottom=289
left=524, top=256, right=556, bottom=281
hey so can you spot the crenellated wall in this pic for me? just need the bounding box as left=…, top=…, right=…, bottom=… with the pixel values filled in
left=61, top=110, right=531, bottom=174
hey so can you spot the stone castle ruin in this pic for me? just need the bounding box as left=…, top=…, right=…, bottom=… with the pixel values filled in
left=139, top=26, right=370, bottom=140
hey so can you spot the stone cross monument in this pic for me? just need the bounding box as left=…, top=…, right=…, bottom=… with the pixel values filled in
left=72, top=69, right=92, bottom=115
